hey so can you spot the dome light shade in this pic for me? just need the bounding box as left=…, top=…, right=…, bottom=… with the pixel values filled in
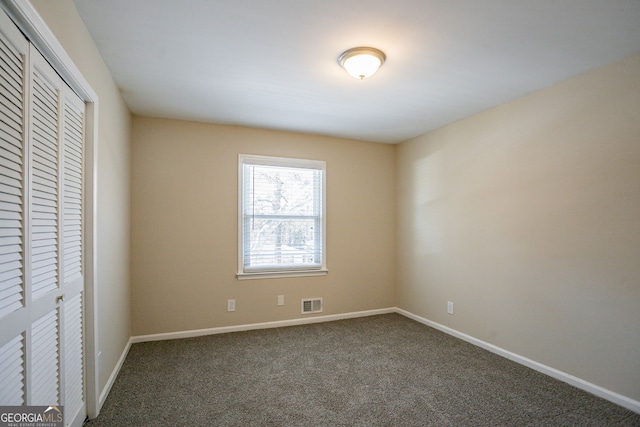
left=338, top=47, right=386, bottom=80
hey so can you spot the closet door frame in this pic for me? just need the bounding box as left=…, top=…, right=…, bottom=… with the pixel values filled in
left=0, top=0, right=99, bottom=419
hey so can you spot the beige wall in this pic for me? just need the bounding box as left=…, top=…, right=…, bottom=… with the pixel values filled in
left=30, top=0, right=132, bottom=395
left=397, top=53, right=640, bottom=400
left=130, top=118, right=396, bottom=335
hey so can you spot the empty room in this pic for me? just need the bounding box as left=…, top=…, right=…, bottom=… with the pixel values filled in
left=0, top=0, right=639, bottom=425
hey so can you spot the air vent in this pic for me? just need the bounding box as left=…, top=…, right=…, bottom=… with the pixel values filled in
left=301, top=298, right=323, bottom=314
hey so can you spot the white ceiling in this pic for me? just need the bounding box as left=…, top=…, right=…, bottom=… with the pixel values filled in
left=72, top=0, right=640, bottom=144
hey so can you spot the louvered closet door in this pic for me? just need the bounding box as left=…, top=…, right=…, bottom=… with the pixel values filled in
left=0, top=9, right=86, bottom=427
left=0, top=7, right=30, bottom=406
left=60, top=81, right=86, bottom=427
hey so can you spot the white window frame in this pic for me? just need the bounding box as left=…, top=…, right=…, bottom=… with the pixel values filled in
left=237, top=154, right=327, bottom=280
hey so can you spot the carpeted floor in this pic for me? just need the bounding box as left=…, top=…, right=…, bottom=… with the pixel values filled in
left=87, top=314, right=639, bottom=426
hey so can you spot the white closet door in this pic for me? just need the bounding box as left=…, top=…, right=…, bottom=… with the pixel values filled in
left=0, top=6, right=29, bottom=406
left=28, top=46, right=62, bottom=408
left=0, top=9, right=86, bottom=427
left=60, top=84, right=86, bottom=427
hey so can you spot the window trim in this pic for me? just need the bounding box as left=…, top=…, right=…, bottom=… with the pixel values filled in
left=237, top=154, right=327, bottom=280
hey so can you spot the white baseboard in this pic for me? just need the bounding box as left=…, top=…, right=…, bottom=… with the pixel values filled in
left=130, top=307, right=396, bottom=343
left=98, top=338, right=132, bottom=410
left=396, top=308, right=640, bottom=414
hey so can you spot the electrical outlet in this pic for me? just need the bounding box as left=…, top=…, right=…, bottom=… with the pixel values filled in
left=227, top=299, right=236, bottom=312
left=447, top=301, right=454, bottom=315
left=277, top=295, right=284, bottom=306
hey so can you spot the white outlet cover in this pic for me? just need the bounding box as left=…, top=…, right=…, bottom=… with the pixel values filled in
left=447, top=301, right=454, bottom=315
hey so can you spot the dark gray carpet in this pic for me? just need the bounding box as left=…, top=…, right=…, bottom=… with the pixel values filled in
left=87, top=314, right=639, bottom=426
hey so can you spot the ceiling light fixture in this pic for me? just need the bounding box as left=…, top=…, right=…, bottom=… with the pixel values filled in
left=338, top=47, right=386, bottom=80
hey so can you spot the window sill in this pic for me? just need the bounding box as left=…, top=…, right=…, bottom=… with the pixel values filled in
left=236, top=269, right=328, bottom=280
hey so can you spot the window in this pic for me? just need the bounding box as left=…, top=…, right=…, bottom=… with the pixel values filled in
left=238, top=155, right=327, bottom=279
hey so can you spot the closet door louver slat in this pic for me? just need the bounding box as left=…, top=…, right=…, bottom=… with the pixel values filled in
left=63, top=293, right=83, bottom=421
left=29, top=63, right=59, bottom=300
left=30, top=310, right=59, bottom=405
left=0, top=11, right=25, bottom=321
left=62, top=97, right=83, bottom=283
left=0, top=334, right=25, bottom=404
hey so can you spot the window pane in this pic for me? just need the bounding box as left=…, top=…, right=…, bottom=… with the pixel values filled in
left=240, top=155, right=325, bottom=274
left=245, top=165, right=320, bottom=217
left=244, top=218, right=320, bottom=269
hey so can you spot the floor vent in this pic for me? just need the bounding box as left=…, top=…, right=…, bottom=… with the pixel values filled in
left=301, top=298, right=323, bottom=314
